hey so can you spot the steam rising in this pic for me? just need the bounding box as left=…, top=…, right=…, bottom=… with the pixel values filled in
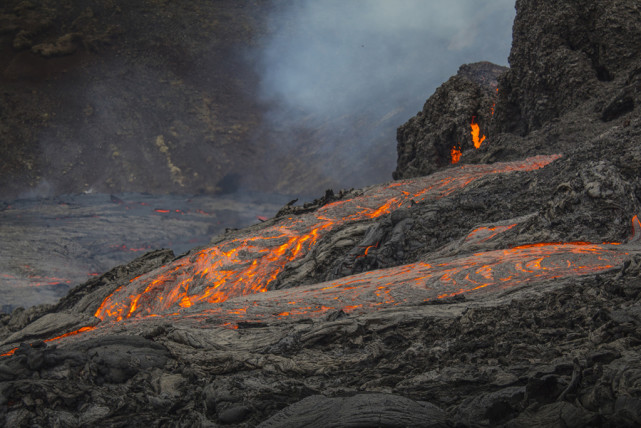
left=254, top=0, right=516, bottom=188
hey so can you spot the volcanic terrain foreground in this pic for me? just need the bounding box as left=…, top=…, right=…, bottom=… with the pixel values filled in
left=2, top=0, right=641, bottom=426
left=94, top=155, right=561, bottom=322
left=2, top=148, right=641, bottom=426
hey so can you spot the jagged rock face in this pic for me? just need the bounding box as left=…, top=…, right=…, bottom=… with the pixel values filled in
left=495, top=0, right=641, bottom=135
left=394, top=0, right=641, bottom=180
left=393, top=62, right=505, bottom=180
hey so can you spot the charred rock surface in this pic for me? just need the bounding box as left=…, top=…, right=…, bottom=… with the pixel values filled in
left=496, top=0, right=641, bottom=135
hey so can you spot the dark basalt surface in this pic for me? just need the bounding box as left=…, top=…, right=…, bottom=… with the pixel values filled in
left=1, top=0, right=641, bottom=427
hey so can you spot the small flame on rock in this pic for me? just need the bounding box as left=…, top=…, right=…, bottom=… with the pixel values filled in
left=451, top=145, right=462, bottom=164
left=471, top=117, right=486, bottom=149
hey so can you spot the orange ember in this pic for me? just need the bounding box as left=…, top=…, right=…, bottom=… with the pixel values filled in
left=451, top=145, right=462, bottom=164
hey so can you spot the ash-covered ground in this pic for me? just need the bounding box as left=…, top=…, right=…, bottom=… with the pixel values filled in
left=1, top=0, right=641, bottom=427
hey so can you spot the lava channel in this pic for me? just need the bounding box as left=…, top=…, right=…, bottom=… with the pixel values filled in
left=181, top=240, right=632, bottom=325
left=94, top=155, right=562, bottom=322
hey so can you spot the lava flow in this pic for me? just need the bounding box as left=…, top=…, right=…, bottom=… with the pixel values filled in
left=187, top=240, right=631, bottom=325
left=94, top=155, right=562, bottom=322
left=451, top=118, right=488, bottom=163
left=4, top=154, right=641, bottom=358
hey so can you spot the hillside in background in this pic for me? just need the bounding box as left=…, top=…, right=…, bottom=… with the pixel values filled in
left=0, top=0, right=431, bottom=199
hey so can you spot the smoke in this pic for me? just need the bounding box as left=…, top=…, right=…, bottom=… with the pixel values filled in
left=253, top=0, right=516, bottom=189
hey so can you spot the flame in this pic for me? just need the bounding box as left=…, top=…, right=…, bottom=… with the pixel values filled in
left=451, top=145, right=462, bottom=164
left=471, top=117, right=486, bottom=149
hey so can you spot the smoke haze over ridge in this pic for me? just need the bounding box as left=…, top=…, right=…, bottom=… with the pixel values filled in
left=251, top=0, right=516, bottom=191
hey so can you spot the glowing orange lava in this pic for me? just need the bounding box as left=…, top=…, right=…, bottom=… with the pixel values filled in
left=92, top=155, right=562, bottom=322
left=4, top=208, right=639, bottom=356
left=451, top=145, right=462, bottom=164
left=0, top=326, right=96, bottom=357
left=6, top=154, right=607, bottom=358
left=180, top=240, right=631, bottom=327
left=471, top=117, right=486, bottom=149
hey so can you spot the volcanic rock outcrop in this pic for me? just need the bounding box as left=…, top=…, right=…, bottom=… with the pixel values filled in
left=394, top=61, right=505, bottom=179
left=395, top=0, right=641, bottom=180
left=2, top=0, right=641, bottom=427
left=495, top=0, right=641, bottom=135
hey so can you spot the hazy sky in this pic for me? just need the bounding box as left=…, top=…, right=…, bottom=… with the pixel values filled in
left=258, top=0, right=516, bottom=122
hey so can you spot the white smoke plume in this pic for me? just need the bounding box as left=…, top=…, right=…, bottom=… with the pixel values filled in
left=252, top=0, right=516, bottom=190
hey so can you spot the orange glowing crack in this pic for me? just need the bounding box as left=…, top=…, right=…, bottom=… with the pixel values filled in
left=465, top=224, right=517, bottom=244
left=1, top=326, right=96, bottom=357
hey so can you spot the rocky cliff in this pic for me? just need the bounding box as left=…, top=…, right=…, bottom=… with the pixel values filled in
left=393, top=61, right=505, bottom=179
left=395, top=0, right=641, bottom=179
left=1, top=1, right=641, bottom=427
left=496, top=0, right=641, bottom=135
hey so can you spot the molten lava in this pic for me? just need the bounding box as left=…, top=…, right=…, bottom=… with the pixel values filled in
left=183, top=240, right=630, bottom=326
left=471, top=117, right=486, bottom=149
left=451, top=145, right=462, bottom=164
left=10, top=153, right=637, bottom=358
left=1, top=326, right=96, bottom=357
left=93, top=155, right=562, bottom=322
